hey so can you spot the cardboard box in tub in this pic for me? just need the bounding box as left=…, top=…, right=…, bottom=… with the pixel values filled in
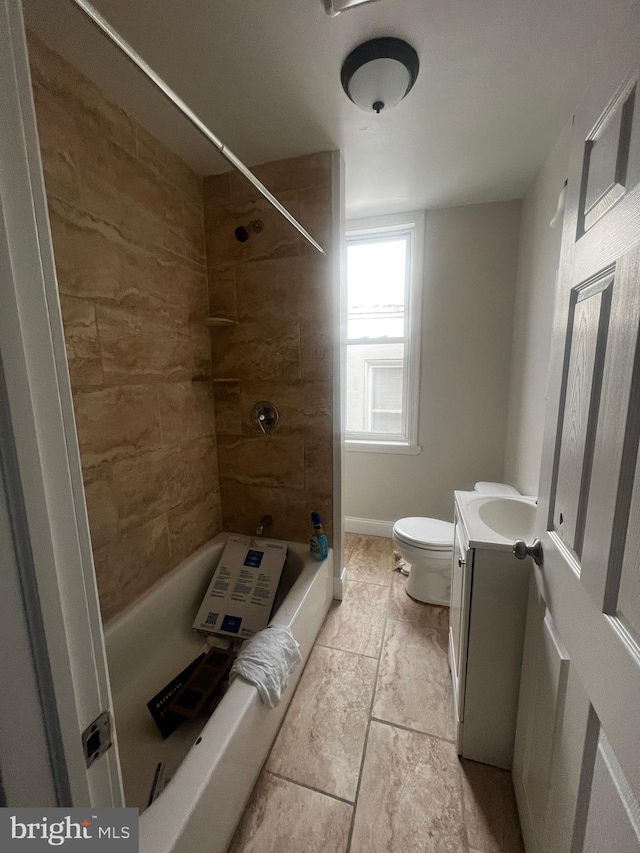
left=193, top=534, right=288, bottom=639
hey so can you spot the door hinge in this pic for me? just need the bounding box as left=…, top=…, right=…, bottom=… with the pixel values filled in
left=82, top=711, right=113, bottom=768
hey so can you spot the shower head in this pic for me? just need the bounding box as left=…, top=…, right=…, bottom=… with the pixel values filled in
left=234, top=219, right=264, bottom=242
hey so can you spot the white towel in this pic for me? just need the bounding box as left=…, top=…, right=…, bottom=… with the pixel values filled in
left=230, top=625, right=302, bottom=708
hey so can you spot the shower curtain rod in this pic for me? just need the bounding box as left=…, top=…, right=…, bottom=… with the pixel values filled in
left=68, top=0, right=326, bottom=255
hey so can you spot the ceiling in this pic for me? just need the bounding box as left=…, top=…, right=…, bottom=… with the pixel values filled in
left=24, top=0, right=633, bottom=217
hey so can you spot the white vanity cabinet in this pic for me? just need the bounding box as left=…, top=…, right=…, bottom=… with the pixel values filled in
left=449, top=491, right=533, bottom=770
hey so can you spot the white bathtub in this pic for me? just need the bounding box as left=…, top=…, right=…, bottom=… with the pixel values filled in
left=104, top=532, right=333, bottom=853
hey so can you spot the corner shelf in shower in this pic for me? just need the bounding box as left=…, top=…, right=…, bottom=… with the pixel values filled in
left=204, top=317, right=237, bottom=328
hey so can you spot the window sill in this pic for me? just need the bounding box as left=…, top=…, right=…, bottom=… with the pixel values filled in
left=345, top=441, right=422, bottom=455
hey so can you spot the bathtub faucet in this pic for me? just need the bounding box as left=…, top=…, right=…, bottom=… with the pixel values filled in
left=256, top=515, right=273, bottom=536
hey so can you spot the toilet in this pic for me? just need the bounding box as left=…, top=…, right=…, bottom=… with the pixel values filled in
left=392, top=482, right=520, bottom=606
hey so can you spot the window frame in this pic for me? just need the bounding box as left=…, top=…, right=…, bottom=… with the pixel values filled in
left=345, top=211, right=424, bottom=454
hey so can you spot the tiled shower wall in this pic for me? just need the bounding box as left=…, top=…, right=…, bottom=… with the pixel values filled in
left=204, top=155, right=335, bottom=543
left=28, top=34, right=222, bottom=622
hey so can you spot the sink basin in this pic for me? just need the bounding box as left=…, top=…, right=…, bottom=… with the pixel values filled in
left=477, top=497, right=536, bottom=541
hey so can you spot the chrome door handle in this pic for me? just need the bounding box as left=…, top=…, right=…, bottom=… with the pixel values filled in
left=513, top=538, right=543, bottom=566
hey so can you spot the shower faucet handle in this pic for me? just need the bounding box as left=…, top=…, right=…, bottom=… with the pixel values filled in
left=251, top=401, right=279, bottom=434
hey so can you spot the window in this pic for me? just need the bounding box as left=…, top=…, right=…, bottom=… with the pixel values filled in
left=365, top=360, right=404, bottom=433
left=345, top=212, right=423, bottom=452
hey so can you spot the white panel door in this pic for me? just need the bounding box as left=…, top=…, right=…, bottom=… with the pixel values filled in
left=514, top=6, right=640, bottom=852
left=0, top=0, right=124, bottom=806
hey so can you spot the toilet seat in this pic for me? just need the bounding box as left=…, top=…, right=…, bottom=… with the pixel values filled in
left=393, top=517, right=454, bottom=551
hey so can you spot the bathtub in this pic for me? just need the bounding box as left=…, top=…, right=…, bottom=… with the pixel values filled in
left=104, top=532, right=333, bottom=853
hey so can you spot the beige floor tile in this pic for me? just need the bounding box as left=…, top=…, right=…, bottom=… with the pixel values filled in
left=344, top=531, right=359, bottom=563
left=350, top=721, right=465, bottom=853
left=347, top=535, right=395, bottom=586
left=316, top=580, right=389, bottom=658
left=373, top=619, right=455, bottom=740
left=227, top=771, right=352, bottom=853
left=267, top=645, right=377, bottom=801
left=460, top=759, right=525, bottom=853
left=389, top=572, right=450, bottom=630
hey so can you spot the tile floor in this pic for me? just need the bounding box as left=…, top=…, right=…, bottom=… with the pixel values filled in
left=227, top=534, right=524, bottom=853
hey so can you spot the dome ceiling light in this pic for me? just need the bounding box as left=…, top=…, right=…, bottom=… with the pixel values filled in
left=341, top=37, right=419, bottom=114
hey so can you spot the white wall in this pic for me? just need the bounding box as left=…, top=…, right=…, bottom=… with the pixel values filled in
left=345, top=200, right=521, bottom=527
left=503, top=121, right=572, bottom=496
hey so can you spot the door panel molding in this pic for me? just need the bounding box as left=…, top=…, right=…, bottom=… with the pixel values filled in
left=515, top=8, right=640, bottom=849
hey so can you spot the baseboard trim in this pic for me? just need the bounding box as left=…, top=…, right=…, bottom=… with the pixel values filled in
left=344, top=516, right=394, bottom=538
left=333, top=566, right=347, bottom=600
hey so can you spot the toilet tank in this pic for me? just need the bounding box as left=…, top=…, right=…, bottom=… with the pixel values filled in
left=474, top=482, right=520, bottom=496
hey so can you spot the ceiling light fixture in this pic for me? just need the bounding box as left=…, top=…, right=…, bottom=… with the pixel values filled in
left=341, top=37, right=419, bottom=114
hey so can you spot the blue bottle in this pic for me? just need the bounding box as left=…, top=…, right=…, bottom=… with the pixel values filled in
left=310, top=512, right=329, bottom=561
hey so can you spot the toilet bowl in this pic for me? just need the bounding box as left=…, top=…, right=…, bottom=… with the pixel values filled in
left=392, top=517, right=454, bottom=605
left=393, top=482, right=520, bottom=606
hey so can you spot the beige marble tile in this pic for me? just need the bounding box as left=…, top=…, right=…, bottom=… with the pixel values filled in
left=303, top=431, right=333, bottom=498
left=239, top=381, right=332, bottom=435
left=167, top=490, right=221, bottom=564
left=181, top=194, right=206, bottom=261
left=32, top=81, right=82, bottom=205
left=299, top=253, right=333, bottom=317
left=218, top=434, right=304, bottom=489
left=204, top=192, right=300, bottom=265
left=389, top=572, right=450, bottom=631
left=157, top=381, right=216, bottom=445
left=229, top=151, right=332, bottom=201
left=59, top=294, right=102, bottom=386
left=267, top=645, right=376, bottom=801
left=344, top=532, right=359, bottom=562
left=182, top=435, right=220, bottom=497
left=373, top=619, right=455, bottom=740
left=96, top=303, right=193, bottom=385
left=28, top=32, right=136, bottom=158
left=207, top=262, right=237, bottom=319
left=347, top=535, right=395, bottom=586
left=202, top=172, right=230, bottom=209
left=82, top=463, right=119, bottom=549
left=317, top=580, right=389, bottom=658
left=220, top=482, right=332, bottom=544
left=94, top=515, right=171, bottom=623
left=235, top=256, right=301, bottom=323
left=189, top=324, right=213, bottom=381
left=76, top=129, right=196, bottom=263
left=233, top=255, right=331, bottom=323
left=350, top=721, right=465, bottom=853
left=212, top=382, right=242, bottom=435
left=227, top=771, right=351, bottom=853
left=135, top=123, right=201, bottom=204
left=299, top=316, right=333, bottom=382
left=298, top=183, right=333, bottom=255
left=460, top=759, right=524, bottom=853
left=211, top=319, right=301, bottom=382
left=48, top=197, right=208, bottom=321
left=72, top=385, right=162, bottom=468
left=190, top=381, right=218, bottom=439
left=111, top=446, right=201, bottom=531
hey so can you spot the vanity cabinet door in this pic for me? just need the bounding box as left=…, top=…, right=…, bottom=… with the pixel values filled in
left=449, top=512, right=472, bottom=722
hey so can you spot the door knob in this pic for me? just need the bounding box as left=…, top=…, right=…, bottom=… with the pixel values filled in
left=513, top=538, right=543, bottom=566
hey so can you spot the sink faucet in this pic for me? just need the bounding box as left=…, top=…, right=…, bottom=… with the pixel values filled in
left=256, top=514, right=273, bottom=536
